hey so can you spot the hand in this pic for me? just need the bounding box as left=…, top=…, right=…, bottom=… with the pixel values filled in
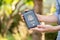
left=36, top=14, right=44, bottom=22
left=21, top=9, right=29, bottom=21
left=21, top=10, right=44, bottom=22
left=32, top=25, right=57, bottom=33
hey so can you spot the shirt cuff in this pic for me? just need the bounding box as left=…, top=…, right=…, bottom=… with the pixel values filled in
left=54, top=12, right=58, bottom=17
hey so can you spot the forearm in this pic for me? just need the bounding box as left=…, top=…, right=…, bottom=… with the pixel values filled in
left=54, top=25, right=60, bottom=31
left=40, top=15, right=58, bottom=23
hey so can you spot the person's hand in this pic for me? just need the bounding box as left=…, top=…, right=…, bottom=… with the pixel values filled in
left=21, top=9, right=29, bottom=21
left=32, top=25, right=57, bottom=33
left=36, top=14, right=44, bottom=22
left=21, top=9, right=44, bottom=22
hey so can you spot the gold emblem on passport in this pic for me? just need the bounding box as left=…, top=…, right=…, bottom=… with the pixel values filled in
left=27, top=15, right=34, bottom=21
left=23, top=10, right=40, bottom=29
left=27, top=15, right=36, bottom=26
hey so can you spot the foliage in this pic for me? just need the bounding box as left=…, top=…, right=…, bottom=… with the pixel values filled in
left=0, top=0, right=33, bottom=40
left=0, top=0, right=3, bottom=6
left=0, top=0, right=58, bottom=40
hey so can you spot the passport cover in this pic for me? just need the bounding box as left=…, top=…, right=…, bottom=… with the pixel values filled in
left=23, top=10, right=40, bottom=29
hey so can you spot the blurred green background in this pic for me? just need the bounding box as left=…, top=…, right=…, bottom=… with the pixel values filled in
left=0, top=0, right=58, bottom=40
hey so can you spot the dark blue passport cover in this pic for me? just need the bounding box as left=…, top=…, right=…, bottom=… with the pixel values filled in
left=23, top=10, right=40, bottom=29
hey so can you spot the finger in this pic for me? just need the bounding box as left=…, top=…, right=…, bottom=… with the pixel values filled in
left=36, top=14, right=40, bottom=19
left=36, top=14, right=40, bottom=16
left=32, top=28, right=45, bottom=32
left=21, top=14, right=24, bottom=17
left=24, top=9, right=29, bottom=12
left=37, top=25, right=44, bottom=28
left=31, top=27, right=38, bottom=31
left=31, top=27, right=38, bottom=30
left=20, top=14, right=24, bottom=21
left=36, top=14, right=43, bottom=22
left=37, top=28, right=45, bottom=32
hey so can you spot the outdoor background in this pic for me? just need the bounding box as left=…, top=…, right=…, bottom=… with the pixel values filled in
left=0, top=0, right=57, bottom=40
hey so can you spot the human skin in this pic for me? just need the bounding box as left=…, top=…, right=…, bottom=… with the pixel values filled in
left=32, top=14, right=60, bottom=33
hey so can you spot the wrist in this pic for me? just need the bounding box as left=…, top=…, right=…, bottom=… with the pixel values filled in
left=53, top=26, right=60, bottom=32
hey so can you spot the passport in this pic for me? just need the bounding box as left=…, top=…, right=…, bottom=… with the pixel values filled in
left=23, top=10, right=40, bottom=29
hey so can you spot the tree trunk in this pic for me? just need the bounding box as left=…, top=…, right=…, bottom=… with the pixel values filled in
left=34, top=0, right=43, bottom=15
left=32, top=0, right=43, bottom=40
left=32, top=31, right=42, bottom=40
